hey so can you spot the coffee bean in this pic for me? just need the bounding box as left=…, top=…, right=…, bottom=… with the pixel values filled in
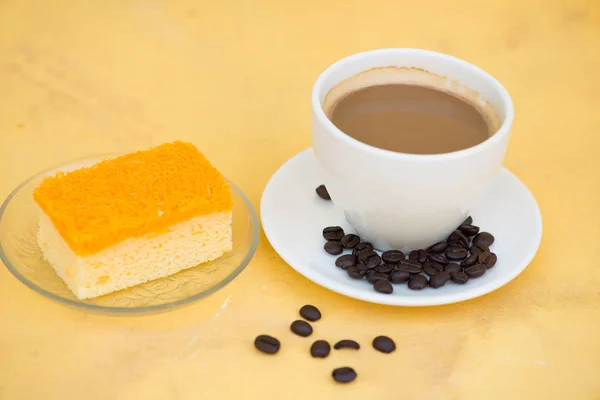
left=473, top=232, right=495, bottom=246
left=340, top=234, right=360, bottom=249
left=356, top=262, right=369, bottom=272
left=469, top=243, right=489, bottom=255
left=299, top=305, right=321, bottom=322
left=372, top=336, right=396, bottom=353
left=357, top=250, right=380, bottom=268
left=398, top=260, right=422, bottom=274
left=461, top=253, right=479, bottom=267
left=408, top=274, right=428, bottom=290
left=448, top=241, right=468, bottom=250
left=408, top=250, right=420, bottom=260
left=478, top=251, right=491, bottom=264
left=357, top=250, right=376, bottom=262
left=417, top=250, right=428, bottom=263
left=459, top=224, right=480, bottom=236
left=310, top=340, right=331, bottom=358
left=290, top=320, right=313, bottom=337
left=449, top=243, right=464, bottom=252
left=430, top=242, right=449, bottom=253
left=335, top=255, right=357, bottom=270
left=254, top=335, right=280, bottom=354
left=482, top=252, right=497, bottom=268
left=347, top=266, right=366, bottom=279
left=446, top=242, right=464, bottom=251
left=390, top=270, right=411, bottom=284
left=463, top=216, right=473, bottom=225
left=366, top=253, right=382, bottom=269
left=366, top=272, right=389, bottom=284
left=316, top=185, right=331, bottom=200
left=365, top=271, right=377, bottom=283
left=464, top=264, right=486, bottom=278
left=423, top=261, right=444, bottom=276
left=324, top=241, right=343, bottom=255
left=376, top=263, right=395, bottom=273
left=448, top=230, right=470, bottom=248
left=334, top=340, right=360, bottom=350
left=332, top=367, right=357, bottom=383
left=446, top=246, right=468, bottom=260
left=381, top=250, right=405, bottom=263
left=352, top=242, right=374, bottom=256
left=428, top=252, right=449, bottom=265
left=444, top=263, right=462, bottom=274
left=374, top=279, right=393, bottom=294
left=429, top=271, right=451, bottom=288
left=323, top=226, right=344, bottom=241
left=450, top=271, right=469, bottom=284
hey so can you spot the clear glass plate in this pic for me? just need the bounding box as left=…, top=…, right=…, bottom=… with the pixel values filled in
left=0, top=155, right=259, bottom=314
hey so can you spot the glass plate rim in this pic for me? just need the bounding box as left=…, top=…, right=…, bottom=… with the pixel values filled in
left=0, top=154, right=260, bottom=314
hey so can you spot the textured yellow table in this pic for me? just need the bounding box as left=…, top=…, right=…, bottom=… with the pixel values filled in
left=1, top=1, right=599, bottom=399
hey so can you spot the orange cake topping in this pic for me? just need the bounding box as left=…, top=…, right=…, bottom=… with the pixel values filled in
left=33, top=141, right=233, bottom=256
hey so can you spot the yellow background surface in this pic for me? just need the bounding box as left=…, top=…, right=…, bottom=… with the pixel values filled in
left=1, top=0, right=599, bottom=399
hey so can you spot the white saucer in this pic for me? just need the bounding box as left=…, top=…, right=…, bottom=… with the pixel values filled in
left=261, top=149, right=542, bottom=306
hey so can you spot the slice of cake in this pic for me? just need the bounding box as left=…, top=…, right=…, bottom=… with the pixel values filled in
left=33, top=141, right=233, bottom=299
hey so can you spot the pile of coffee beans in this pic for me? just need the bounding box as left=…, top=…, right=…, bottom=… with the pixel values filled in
left=254, top=304, right=395, bottom=384
left=318, top=199, right=497, bottom=294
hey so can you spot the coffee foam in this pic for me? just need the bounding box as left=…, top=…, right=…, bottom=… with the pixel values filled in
left=322, top=67, right=502, bottom=133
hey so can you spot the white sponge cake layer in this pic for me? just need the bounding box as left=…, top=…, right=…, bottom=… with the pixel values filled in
left=37, top=210, right=233, bottom=299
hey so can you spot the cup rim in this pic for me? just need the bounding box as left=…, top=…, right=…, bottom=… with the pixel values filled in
left=311, top=48, right=514, bottom=161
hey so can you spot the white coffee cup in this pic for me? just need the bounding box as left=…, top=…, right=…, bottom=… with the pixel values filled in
left=311, top=48, right=514, bottom=251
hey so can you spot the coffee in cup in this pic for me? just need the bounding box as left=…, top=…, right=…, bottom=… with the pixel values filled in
left=323, top=73, right=501, bottom=155
left=311, top=49, right=513, bottom=251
